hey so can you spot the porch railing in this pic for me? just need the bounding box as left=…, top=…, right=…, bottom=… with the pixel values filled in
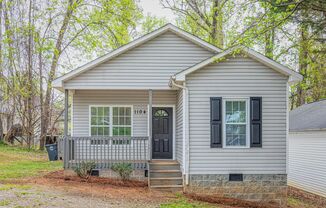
left=59, top=136, right=149, bottom=170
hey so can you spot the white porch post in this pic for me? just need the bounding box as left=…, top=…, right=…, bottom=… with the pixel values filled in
left=148, top=89, right=152, bottom=161
left=64, top=89, right=69, bottom=169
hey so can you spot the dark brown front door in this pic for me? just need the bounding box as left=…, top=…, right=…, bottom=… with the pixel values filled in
left=152, top=107, right=173, bottom=159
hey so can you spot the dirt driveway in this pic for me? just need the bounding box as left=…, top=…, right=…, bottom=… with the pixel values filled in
left=0, top=171, right=177, bottom=208
left=0, top=183, right=171, bottom=208
left=1, top=171, right=326, bottom=208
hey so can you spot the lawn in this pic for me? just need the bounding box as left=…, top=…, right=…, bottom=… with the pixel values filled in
left=0, top=142, right=325, bottom=208
left=160, top=193, right=217, bottom=208
left=0, top=142, right=62, bottom=180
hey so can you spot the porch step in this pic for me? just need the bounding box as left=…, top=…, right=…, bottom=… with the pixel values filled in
left=150, top=177, right=183, bottom=186
left=149, top=169, right=182, bottom=178
left=150, top=185, right=183, bottom=191
left=150, top=163, right=180, bottom=170
left=149, top=160, right=183, bottom=191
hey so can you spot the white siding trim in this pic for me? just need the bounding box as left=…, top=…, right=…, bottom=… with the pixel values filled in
left=286, top=81, right=289, bottom=174
left=53, top=24, right=220, bottom=89
left=61, top=31, right=214, bottom=90
left=71, top=92, right=74, bottom=136
left=186, top=57, right=287, bottom=174
left=288, top=131, right=326, bottom=197
left=174, top=46, right=302, bottom=83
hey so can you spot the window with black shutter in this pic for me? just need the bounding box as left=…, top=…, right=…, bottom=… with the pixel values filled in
left=210, top=97, right=222, bottom=148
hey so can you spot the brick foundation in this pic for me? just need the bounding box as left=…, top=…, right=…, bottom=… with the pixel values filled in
left=64, top=169, right=147, bottom=181
left=186, top=174, right=287, bottom=207
left=99, top=169, right=146, bottom=181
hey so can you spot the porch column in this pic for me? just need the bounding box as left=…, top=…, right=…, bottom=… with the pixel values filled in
left=148, top=89, right=152, bottom=160
left=64, top=89, right=69, bottom=169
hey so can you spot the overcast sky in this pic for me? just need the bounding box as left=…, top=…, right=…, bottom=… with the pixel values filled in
left=138, top=0, right=176, bottom=23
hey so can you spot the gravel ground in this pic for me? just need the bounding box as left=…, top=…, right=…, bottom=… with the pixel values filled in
left=0, top=184, right=164, bottom=208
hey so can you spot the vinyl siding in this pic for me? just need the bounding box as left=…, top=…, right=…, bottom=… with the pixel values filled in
left=72, top=90, right=176, bottom=137
left=64, top=31, right=214, bottom=90
left=176, top=89, right=183, bottom=168
left=288, top=131, right=326, bottom=197
left=186, top=57, right=288, bottom=174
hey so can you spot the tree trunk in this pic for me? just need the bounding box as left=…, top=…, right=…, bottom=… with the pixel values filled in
left=0, top=117, right=3, bottom=141
left=40, top=0, right=76, bottom=150
left=296, top=23, right=308, bottom=107
left=3, top=1, right=15, bottom=133
left=211, top=0, right=223, bottom=48
left=26, top=0, right=33, bottom=148
left=39, top=51, right=46, bottom=149
left=0, top=1, right=3, bottom=141
left=265, top=28, right=274, bottom=59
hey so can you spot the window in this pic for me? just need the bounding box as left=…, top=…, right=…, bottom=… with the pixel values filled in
left=224, top=99, right=249, bottom=147
left=154, top=109, right=168, bottom=117
left=90, top=106, right=132, bottom=144
left=90, top=107, right=110, bottom=136
left=112, top=107, right=132, bottom=136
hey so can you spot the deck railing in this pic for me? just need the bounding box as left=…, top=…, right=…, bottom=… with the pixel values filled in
left=59, top=136, right=149, bottom=170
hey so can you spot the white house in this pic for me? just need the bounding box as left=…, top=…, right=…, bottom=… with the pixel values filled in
left=53, top=24, right=302, bottom=206
left=288, top=100, right=326, bottom=198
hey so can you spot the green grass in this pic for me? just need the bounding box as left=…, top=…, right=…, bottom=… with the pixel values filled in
left=160, top=194, right=217, bottom=208
left=0, top=184, right=32, bottom=191
left=287, top=196, right=320, bottom=208
left=0, top=143, right=62, bottom=180
left=0, top=199, right=10, bottom=206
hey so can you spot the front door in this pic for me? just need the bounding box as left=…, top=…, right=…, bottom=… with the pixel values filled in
left=152, top=107, right=173, bottom=159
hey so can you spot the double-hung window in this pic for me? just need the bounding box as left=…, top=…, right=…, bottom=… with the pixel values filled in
left=223, top=99, right=249, bottom=148
left=90, top=106, right=132, bottom=144
left=112, top=107, right=132, bottom=136
left=90, top=107, right=110, bottom=136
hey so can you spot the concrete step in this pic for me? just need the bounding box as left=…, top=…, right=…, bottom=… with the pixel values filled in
left=150, top=177, right=183, bottom=186
left=150, top=170, right=182, bottom=178
left=150, top=160, right=179, bottom=164
left=150, top=185, right=183, bottom=192
left=149, top=163, right=180, bottom=170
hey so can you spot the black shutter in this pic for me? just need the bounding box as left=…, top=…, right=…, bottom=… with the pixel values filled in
left=210, top=97, right=222, bottom=148
left=250, top=97, right=262, bottom=147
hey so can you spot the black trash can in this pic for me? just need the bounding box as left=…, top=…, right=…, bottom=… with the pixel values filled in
left=45, top=143, right=58, bottom=161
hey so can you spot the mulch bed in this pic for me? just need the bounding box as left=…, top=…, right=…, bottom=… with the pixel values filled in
left=44, top=170, right=148, bottom=187
left=288, top=186, right=326, bottom=207
left=185, top=193, right=280, bottom=208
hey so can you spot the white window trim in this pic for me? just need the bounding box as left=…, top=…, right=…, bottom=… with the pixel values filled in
left=222, top=98, right=250, bottom=148
left=88, top=105, right=133, bottom=137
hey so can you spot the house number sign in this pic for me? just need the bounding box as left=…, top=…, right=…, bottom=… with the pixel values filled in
left=134, top=109, right=146, bottom=115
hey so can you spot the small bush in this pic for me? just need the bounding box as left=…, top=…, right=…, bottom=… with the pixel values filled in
left=111, top=163, right=133, bottom=181
left=74, top=161, right=96, bottom=179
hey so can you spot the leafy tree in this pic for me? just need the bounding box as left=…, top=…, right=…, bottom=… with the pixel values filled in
left=140, top=14, right=167, bottom=34
left=161, top=0, right=230, bottom=48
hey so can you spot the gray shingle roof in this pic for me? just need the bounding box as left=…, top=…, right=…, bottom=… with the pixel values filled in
left=289, top=99, right=326, bottom=132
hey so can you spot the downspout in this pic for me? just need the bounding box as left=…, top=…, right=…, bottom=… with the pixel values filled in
left=170, top=78, right=190, bottom=185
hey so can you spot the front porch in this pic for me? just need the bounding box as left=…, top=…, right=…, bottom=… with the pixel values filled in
left=59, top=89, right=184, bottom=187
left=60, top=136, right=149, bottom=170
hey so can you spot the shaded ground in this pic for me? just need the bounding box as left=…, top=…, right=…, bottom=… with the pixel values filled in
left=0, top=143, right=61, bottom=180
left=287, top=186, right=326, bottom=208
left=1, top=143, right=326, bottom=208
left=0, top=183, right=168, bottom=208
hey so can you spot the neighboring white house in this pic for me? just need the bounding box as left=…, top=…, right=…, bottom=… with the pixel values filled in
left=53, top=24, right=302, bottom=206
left=288, top=100, right=326, bottom=198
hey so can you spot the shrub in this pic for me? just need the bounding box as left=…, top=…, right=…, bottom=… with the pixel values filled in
left=73, top=161, right=96, bottom=179
left=111, top=163, right=133, bottom=181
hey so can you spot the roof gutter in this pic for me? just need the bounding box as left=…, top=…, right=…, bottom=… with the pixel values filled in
left=170, top=77, right=190, bottom=186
